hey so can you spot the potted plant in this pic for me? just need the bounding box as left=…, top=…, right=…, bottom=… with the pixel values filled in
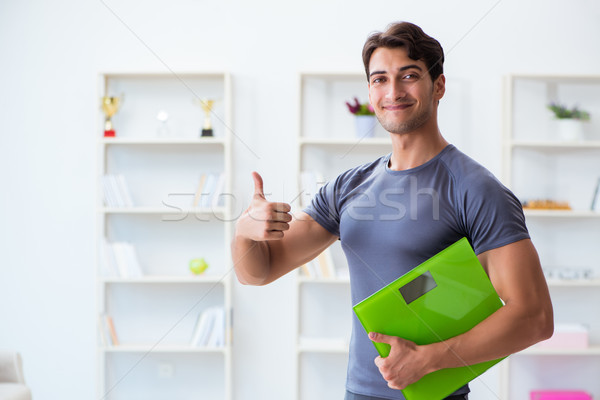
left=346, top=97, right=377, bottom=138
left=547, top=101, right=591, bottom=141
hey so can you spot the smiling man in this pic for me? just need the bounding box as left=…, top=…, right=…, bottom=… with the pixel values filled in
left=232, top=22, right=553, bottom=400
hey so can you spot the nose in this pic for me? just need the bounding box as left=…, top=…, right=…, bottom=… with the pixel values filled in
left=387, top=78, right=407, bottom=101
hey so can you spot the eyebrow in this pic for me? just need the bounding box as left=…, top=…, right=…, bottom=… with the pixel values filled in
left=369, top=64, right=423, bottom=77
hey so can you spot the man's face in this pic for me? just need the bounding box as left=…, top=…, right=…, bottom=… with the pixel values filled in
left=368, top=46, right=445, bottom=135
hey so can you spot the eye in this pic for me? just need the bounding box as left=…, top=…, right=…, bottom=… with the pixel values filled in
left=403, top=73, right=421, bottom=81
left=371, top=76, right=385, bottom=84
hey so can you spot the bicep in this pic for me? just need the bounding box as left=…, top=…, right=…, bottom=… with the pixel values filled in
left=265, top=211, right=338, bottom=283
left=478, top=239, right=551, bottom=310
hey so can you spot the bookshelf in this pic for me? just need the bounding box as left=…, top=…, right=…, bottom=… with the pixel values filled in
left=501, top=74, right=600, bottom=399
left=96, top=72, right=233, bottom=400
left=294, top=72, right=392, bottom=400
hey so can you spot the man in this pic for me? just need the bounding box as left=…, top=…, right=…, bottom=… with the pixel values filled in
left=232, top=21, right=553, bottom=400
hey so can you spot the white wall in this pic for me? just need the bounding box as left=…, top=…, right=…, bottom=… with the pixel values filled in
left=1, top=0, right=599, bottom=399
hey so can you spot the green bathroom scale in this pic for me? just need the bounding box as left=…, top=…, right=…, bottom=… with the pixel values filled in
left=353, top=237, right=505, bottom=400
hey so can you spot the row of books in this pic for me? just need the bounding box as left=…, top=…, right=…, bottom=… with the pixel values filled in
left=102, top=174, right=134, bottom=208
left=192, top=172, right=226, bottom=208
left=102, top=172, right=226, bottom=209
left=98, top=314, right=119, bottom=346
left=190, top=306, right=226, bottom=348
left=300, top=248, right=337, bottom=278
left=101, top=241, right=143, bottom=278
left=98, top=308, right=227, bottom=348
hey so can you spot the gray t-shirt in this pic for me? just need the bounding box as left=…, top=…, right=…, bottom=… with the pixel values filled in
left=304, top=144, right=529, bottom=400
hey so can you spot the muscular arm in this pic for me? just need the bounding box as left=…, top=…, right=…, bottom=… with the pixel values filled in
left=232, top=172, right=337, bottom=286
left=429, top=238, right=553, bottom=365
left=372, top=238, right=554, bottom=389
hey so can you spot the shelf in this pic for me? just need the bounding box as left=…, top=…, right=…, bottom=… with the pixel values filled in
left=523, top=209, right=600, bottom=218
left=517, top=346, right=600, bottom=356
left=299, top=71, right=363, bottom=78
left=97, top=71, right=233, bottom=400
left=102, top=344, right=229, bottom=354
left=100, top=137, right=227, bottom=145
left=299, top=137, right=390, bottom=146
left=101, top=71, right=228, bottom=79
left=99, top=206, right=227, bottom=216
left=509, top=74, right=600, bottom=83
left=297, top=338, right=349, bottom=354
left=546, top=279, right=600, bottom=287
left=510, top=140, right=600, bottom=150
left=100, top=275, right=229, bottom=284
left=502, top=73, right=600, bottom=399
left=297, top=276, right=350, bottom=284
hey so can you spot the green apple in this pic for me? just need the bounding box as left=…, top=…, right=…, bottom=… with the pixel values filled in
left=189, top=258, right=209, bottom=275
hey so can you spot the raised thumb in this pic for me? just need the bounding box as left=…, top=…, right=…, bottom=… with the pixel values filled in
left=252, top=171, right=265, bottom=198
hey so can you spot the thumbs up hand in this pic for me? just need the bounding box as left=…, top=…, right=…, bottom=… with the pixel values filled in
left=236, top=172, right=293, bottom=241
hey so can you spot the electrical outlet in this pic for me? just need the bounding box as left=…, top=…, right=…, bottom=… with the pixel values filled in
left=158, top=363, right=174, bottom=378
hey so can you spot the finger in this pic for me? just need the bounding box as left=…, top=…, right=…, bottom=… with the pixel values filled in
left=271, top=202, right=292, bottom=214
left=266, top=221, right=290, bottom=232
left=252, top=171, right=265, bottom=199
left=261, top=229, right=285, bottom=240
left=248, top=207, right=291, bottom=223
left=267, top=205, right=292, bottom=222
left=374, top=355, right=384, bottom=368
left=369, top=332, right=394, bottom=344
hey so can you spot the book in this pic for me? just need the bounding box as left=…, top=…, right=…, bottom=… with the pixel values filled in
left=100, top=239, right=119, bottom=277
left=300, top=249, right=336, bottom=278
left=102, top=174, right=134, bottom=208
left=115, top=174, right=134, bottom=207
left=192, top=173, right=207, bottom=207
left=300, top=262, right=316, bottom=277
left=211, top=172, right=226, bottom=208
left=591, top=177, right=600, bottom=212
left=200, top=174, right=217, bottom=208
left=316, top=248, right=336, bottom=278
left=190, top=307, right=225, bottom=347
left=108, top=175, right=125, bottom=207
left=102, top=175, right=118, bottom=207
left=190, top=309, right=213, bottom=347
left=105, top=241, right=143, bottom=278
left=207, top=307, right=225, bottom=347
left=102, top=314, right=119, bottom=346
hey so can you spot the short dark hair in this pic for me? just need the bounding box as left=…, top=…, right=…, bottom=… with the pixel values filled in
left=362, top=22, right=444, bottom=82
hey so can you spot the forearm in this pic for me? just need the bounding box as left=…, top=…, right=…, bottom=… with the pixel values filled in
left=231, top=235, right=272, bottom=286
left=427, top=302, right=553, bottom=371
left=426, top=240, right=554, bottom=371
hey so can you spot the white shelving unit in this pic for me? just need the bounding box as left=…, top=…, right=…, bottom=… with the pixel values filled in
left=96, top=72, right=233, bottom=400
left=294, top=72, right=392, bottom=400
left=501, top=74, right=600, bottom=399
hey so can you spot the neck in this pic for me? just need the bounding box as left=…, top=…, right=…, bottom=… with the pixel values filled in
left=388, top=120, right=449, bottom=171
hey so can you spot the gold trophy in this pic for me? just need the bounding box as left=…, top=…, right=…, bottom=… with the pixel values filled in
left=196, top=98, right=215, bottom=137
left=101, top=96, right=121, bottom=137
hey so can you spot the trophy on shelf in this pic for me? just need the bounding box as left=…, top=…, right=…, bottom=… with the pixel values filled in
left=101, top=96, right=122, bottom=137
left=195, top=98, right=215, bottom=137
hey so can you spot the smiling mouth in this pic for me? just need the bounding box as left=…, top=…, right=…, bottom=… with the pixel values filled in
left=384, top=103, right=414, bottom=111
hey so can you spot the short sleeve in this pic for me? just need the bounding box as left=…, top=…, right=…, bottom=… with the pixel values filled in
left=460, top=172, right=530, bottom=255
left=303, top=178, right=342, bottom=237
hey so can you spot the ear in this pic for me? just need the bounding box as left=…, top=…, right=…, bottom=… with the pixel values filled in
left=434, top=74, right=446, bottom=101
